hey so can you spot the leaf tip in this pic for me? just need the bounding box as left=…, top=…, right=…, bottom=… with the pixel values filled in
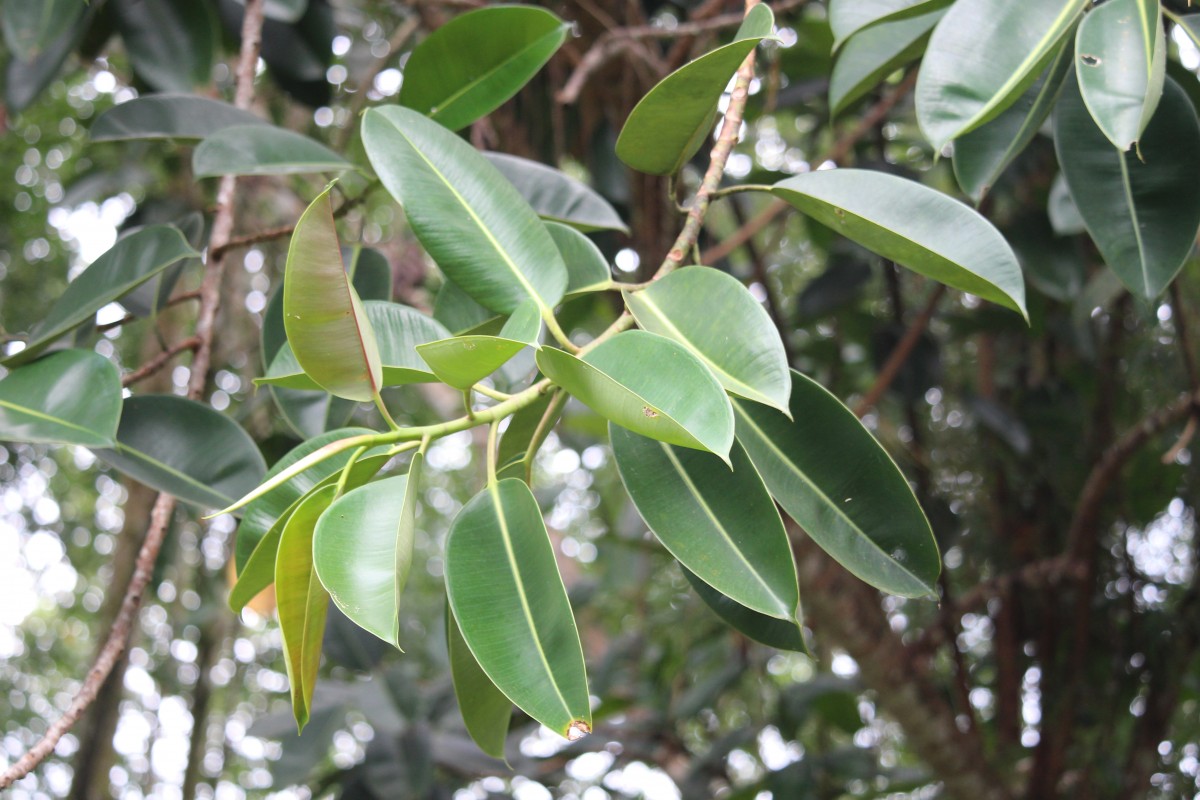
left=566, top=720, right=591, bottom=741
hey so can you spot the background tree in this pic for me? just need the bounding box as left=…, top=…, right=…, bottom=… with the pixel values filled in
left=1, top=0, right=1200, bottom=798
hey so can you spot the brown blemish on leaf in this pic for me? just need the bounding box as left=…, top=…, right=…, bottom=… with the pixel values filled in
left=567, top=720, right=591, bottom=741
left=642, top=406, right=659, bottom=418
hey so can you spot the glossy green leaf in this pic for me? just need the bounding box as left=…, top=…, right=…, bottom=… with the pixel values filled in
left=0, top=350, right=121, bottom=447
left=611, top=424, right=799, bottom=619
left=485, top=153, right=628, bottom=234
left=1054, top=75, right=1200, bottom=299
left=4, top=226, right=199, bottom=367
left=537, top=330, right=734, bottom=459
left=234, top=428, right=375, bottom=574
left=122, top=212, right=205, bottom=319
left=96, top=395, right=267, bottom=511
left=362, top=106, right=569, bottom=316
left=399, top=5, right=568, bottom=132
left=276, top=485, right=335, bottom=730
left=193, top=125, right=350, bottom=178
left=733, top=371, right=939, bottom=598
left=444, top=479, right=591, bottom=740
left=916, top=0, right=1087, bottom=150
left=416, top=300, right=540, bottom=390
left=624, top=267, right=790, bottom=413
left=447, top=602, right=512, bottom=760
left=616, top=4, right=775, bottom=175
left=1, top=0, right=82, bottom=62
left=231, top=453, right=389, bottom=614
left=433, top=279, right=501, bottom=335
left=1075, top=0, right=1164, bottom=151
left=4, top=3, right=90, bottom=113
left=314, top=456, right=422, bottom=648
left=829, top=8, right=943, bottom=116
left=284, top=185, right=383, bottom=402
left=114, top=0, right=217, bottom=93
left=546, top=223, right=611, bottom=297
left=260, top=302, right=452, bottom=391
left=828, top=0, right=951, bottom=50
left=682, top=566, right=807, bottom=652
left=91, top=95, right=269, bottom=141
left=953, top=41, right=1073, bottom=203
left=772, top=170, right=1027, bottom=319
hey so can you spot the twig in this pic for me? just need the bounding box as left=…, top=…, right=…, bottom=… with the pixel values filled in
left=0, top=2, right=268, bottom=791
left=96, top=290, right=203, bottom=333
left=853, top=284, right=945, bottom=418
left=121, top=336, right=201, bottom=388
left=701, top=70, right=920, bottom=264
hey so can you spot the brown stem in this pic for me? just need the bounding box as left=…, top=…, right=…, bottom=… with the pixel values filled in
left=121, top=336, right=201, bottom=387
left=702, top=69, right=919, bottom=264
left=853, top=284, right=945, bottom=418
left=0, top=2, right=268, bottom=790
left=95, top=290, right=203, bottom=333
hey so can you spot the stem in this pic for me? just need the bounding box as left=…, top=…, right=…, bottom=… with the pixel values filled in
left=373, top=391, right=401, bottom=431
left=462, top=388, right=476, bottom=419
left=473, top=383, right=512, bottom=402
left=543, top=310, right=579, bottom=353
left=334, top=446, right=369, bottom=498
left=708, top=184, right=774, bottom=199
left=486, top=418, right=500, bottom=485
left=524, top=388, right=568, bottom=484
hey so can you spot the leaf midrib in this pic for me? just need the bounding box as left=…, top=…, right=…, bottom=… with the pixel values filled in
left=0, top=397, right=112, bottom=443
left=1116, top=151, right=1153, bottom=297
left=430, top=26, right=564, bottom=121
left=112, top=441, right=230, bottom=508
left=733, top=402, right=932, bottom=593
left=658, top=442, right=792, bottom=618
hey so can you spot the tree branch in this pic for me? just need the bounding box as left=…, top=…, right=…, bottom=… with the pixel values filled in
left=852, top=284, right=945, bottom=417
left=0, top=2, right=267, bottom=790
left=121, top=336, right=201, bottom=388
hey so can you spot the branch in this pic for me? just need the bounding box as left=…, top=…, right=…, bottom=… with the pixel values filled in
left=210, top=183, right=374, bottom=258
left=121, top=336, right=201, bottom=388
left=95, top=290, right=202, bottom=333
left=0, top=2, right=268, bottom=790
left=853, top=284, right=945, bottom=417
left=701, top=70, right=920, bottom=264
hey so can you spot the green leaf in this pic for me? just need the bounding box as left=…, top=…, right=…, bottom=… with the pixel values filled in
left=915, top=0, right=1087, bottom=150
left=615, top=4, right=775, bottom=175
left=362, top=106, right=569, bottom=316
left=623, top=267, right=790, bottom=414
left=536, top=330, right=734, bottom=459
left=1075, top=0, right=1165, bottom=151
left=114, top=0, right=217, bottom=93
left=829, top=8, right=944, bottom=116
left=485, top=153, right=629, bottom=234
left=260, top=302, right=452, bottom=390
left=0, top=350, right=121, bottom=447
left=433, top=279, right=501, bottom=335
left=772, top=169, right=1027, bottom=319
left=234, top=428, right=375, bottom=574
left=90, top=95, right=269, bottom=141
left=446, top=601, right=512, bottom=760
left=276, top=485, right=335, bottom=731
left=1174, top=12, right=1200, bottom=52
left=733, top=372, right=939, bottom=598
left=829, top=0, right=951, bottom=50
left=193, top=125, right=350, bottom=178
left=546, top=223, right=611, bottom=297
left=444, top=479, right=591, bottom=740
left=416, top=300, right=540, bottom=390
left=681, top=566, right=807, bottom=652
left=4, top=4, right=91, bottom=113
left=96, top=395, right=267, bottom=511
left=952, top=41, right=1073, bottom=203
left=399, top=5, right=568, bottom=132
left=1054, top=75, right=1200, bottom=299
left=314, top=456, right=423, bottom=648
left=284, top=185, right=383, bottom=402
left=4, top=226, right=199, bottom=367
left=230, top=451, right=391, bottom=614
left=1, top=0, right=82, bottom=62
left=611, top=424, right=799, bottom=619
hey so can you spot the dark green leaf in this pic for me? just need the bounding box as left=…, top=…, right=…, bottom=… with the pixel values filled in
left=733, top=371, right=940, bottom=598
left=616, top=4, right=775, bottom=175
left=362, top=106, right=569, bottom=316
left=1054, top=75, right=1200, bottom=299
left=114, top=0, right=217, bottom=93
left=0, top=350, right=121, bottom=447
left=444, top=479, right=592, bottom=740
left=915, top=0, right=1087, bottom=150
left=1, top=0, right=82, bottom=62
left=682, top=566, right=807, bottom=652
left=624, top=267, right=790, bottom=413
left=4, top=226, right=199, bottom=366
left=611, top=424, right=799, bottom=619
left=193, top=125, right=350, bottom=178
left=772, top=170, right=1027, bottom=318
left=828, top=0, right=951, bottom=50
left=547, top=222, right=611, bottom=297
left=400, top=5, right=568, bottom=132
left=536, top=330, right=735, bottom=459
left=447, top=601, right=512, bottom=759
left=90, top=95, right=268, bottom=141
left=96, top=395, right=267, bottom=510
left=433, top=279, right=501, bottom=335
left=4, top=2, right=91, bottom=113
left=829, top=9, right=943, bottom=116
left=485, top=153, right=629, bottom=234
left=313, top=456, right=423, bottom=648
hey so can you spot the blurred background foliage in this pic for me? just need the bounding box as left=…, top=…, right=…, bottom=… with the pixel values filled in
left=2, top=0, right=1200, bottom=798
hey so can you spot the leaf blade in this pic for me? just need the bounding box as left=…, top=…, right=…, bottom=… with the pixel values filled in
left=193, top=125, right=350, bottom=178
left=0, top=350, right=122, bottom=447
